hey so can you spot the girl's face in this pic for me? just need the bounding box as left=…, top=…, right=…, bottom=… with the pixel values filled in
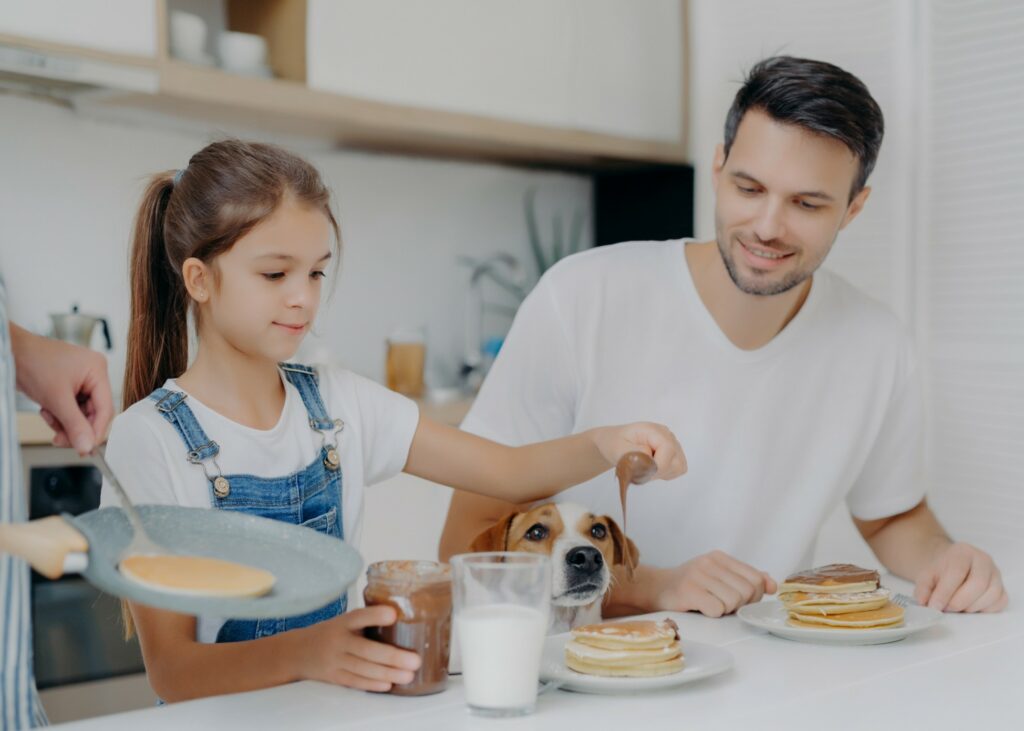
left=193, top=196, right=334, bottom=363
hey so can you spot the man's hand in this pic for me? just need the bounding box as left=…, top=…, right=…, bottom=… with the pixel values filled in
left=914, top=542, right=1008, bottom=613
left=650, top=551, right=777, bottom=617
left=10, top=323, right=113, bottom=455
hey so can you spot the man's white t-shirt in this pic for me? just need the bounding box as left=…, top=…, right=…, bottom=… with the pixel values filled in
left=100, top=366, right=420, bottom=642
left=462, top=240, right=925, bottom=579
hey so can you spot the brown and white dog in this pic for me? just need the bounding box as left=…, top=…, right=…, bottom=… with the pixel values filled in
left=470, top=502, right=639, bottom=634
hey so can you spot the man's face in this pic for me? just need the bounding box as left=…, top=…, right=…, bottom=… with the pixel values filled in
left=711, top=109, right=870, bottom=296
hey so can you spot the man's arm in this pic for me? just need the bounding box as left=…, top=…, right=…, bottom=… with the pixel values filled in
left=438, top=490, right=521, bottom=561
left=855, top=500, right=1008, bottom=612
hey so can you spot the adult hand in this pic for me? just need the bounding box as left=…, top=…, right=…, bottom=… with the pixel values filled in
left=10, top=324, right=113, bottom=455
left=652, top=550, right=776, bottom=617
left=914, top=542, right=1008, bottom=612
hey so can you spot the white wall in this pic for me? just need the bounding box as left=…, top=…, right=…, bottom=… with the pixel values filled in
left=0, top=92, right=592, bottom=398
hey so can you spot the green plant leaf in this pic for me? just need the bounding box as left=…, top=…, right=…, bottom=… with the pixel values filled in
left=524, top=188, right=548, bottom=276
left=569, top=207, right=585, bottom=254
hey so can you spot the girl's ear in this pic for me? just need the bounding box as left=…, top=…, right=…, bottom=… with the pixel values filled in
left=181, top=257, right=211, bottom=303
left=469, top=512, right=518, bottom=553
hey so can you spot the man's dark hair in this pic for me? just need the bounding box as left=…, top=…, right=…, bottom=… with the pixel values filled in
left=724, top=56, right=884, bottom=198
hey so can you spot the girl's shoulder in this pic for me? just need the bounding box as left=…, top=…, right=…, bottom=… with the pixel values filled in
left=108, top=389, right=188, bottom=452
left=297, top=363, right=418, bottom=423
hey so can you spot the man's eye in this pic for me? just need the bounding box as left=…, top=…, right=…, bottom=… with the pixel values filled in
left=591, top=524, right=607, bottom=540
left=311, top=270, right=326, bottom=280
left=798, top=200, right=822, bottom=211
left=262, top=272, right=285, bottom=281
left=525, top=524, right=548, bottom=541
left=737, top=185, right=760, bottom=195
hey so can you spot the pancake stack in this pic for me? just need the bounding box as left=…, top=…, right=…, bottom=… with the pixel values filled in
left=779, top=564, right=904, bottom=630
left=565, top=618, right=684, bottom=677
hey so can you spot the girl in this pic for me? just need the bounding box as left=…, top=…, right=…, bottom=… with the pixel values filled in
left=102, top=140, right=685, bottom=702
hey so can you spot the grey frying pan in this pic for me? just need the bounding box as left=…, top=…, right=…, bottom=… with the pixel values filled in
left=0, top=505, right=362, bottom=618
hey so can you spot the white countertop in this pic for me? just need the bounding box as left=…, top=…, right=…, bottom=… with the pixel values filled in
left=54, top=572, right=1023, bottom=731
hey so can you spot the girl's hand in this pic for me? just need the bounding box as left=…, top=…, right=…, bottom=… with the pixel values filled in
left=590, top=422, right=687, bottom=481
left=297, top=605, right=421, bottom=692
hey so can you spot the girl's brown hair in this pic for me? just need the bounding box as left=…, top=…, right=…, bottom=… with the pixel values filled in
left=120, top=140, right=339, bottom=638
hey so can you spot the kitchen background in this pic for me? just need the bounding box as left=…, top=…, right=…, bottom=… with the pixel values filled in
left=1, top=0, right=1021, bottom=723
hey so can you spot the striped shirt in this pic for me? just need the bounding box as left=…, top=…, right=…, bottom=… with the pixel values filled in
left=0, top=277, right=47, bottom=728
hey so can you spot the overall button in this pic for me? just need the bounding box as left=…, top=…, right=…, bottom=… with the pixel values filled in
left=324, top=448, right=341, bottom=470
left=212, top=475, right=231, bottom=498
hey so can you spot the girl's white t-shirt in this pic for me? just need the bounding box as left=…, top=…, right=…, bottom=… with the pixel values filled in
left=100, top=366, right=420, bottom=642
left=461, top=239, right=926, bottom=580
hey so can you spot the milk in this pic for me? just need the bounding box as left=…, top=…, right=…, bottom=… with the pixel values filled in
left=456, top=603, right=548, bottom=710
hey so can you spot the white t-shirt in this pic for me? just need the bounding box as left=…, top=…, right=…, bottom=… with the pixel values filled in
left=101, top=365, right=420, bottom=642
left=462, top=240, right=925, bottom=579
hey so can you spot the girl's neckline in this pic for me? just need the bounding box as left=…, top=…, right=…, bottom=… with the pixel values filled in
left=165, top=367, right=295, bottom=437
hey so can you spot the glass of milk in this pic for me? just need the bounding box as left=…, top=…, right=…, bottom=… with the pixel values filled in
left=450, top=552, right=551, bottom=717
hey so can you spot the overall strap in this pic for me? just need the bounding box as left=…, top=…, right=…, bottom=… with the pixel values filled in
left=148, top=388, right=220, bottom=463
left=279, top=363, right=335, bottom=431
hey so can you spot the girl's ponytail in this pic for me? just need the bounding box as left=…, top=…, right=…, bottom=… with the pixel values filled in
left=122, top=173, right=189, bottom=411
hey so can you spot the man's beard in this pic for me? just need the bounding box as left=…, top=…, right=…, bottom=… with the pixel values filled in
left=716, top=231, right=827, bottom=297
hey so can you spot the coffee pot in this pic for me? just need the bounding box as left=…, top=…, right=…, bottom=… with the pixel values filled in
left=50, top=305, right=112, bottom=351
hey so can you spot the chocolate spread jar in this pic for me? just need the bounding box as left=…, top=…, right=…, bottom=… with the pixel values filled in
left=363, top=560, right=452, bottom=696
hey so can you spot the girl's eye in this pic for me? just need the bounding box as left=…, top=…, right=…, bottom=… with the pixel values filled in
left=262, top=272, right=285, bottom=281
left=525, top=524, right=548, bottom=541
left=591, top=524, right=607, bottom=540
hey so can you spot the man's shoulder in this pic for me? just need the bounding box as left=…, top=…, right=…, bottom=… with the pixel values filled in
left=816, top=268, right=911, bottom=349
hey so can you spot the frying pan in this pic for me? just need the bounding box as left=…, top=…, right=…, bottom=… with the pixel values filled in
left=0, top=505, right=362, bottom=618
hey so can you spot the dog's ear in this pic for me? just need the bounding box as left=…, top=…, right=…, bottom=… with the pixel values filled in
left=606, top=517, right=640, bottom=580
left=469, top=512, right=518, bottom=553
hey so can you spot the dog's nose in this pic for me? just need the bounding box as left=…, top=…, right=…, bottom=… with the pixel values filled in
left=566, top=546, right=603, bottom=573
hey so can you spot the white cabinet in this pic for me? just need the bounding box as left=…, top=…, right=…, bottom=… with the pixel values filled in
left=307, top=0, right=684, bottom=143
left=0, top=0, right=158, bottom=58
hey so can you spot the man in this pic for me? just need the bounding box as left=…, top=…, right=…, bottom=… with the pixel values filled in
left=439, top=56, right=1007, bottom=618
left=1, top=277, right=114, bottom=728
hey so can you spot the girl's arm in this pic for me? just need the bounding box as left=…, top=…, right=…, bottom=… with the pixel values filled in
left=404, top=417, right=685, bottom=503
left=130, top=602, right=421, bottom=702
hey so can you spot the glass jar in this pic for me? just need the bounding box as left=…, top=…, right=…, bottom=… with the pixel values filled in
left=363, top=560, right=452, bottom=696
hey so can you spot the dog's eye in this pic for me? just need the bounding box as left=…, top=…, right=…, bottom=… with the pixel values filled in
left=525, top=524, right=548, bottom=541
left=591, top=524, right=607, bottom=540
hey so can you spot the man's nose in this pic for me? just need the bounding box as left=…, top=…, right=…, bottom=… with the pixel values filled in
left=752, top=198, right=786, bottom=243
left=566, top=546, right=603, bottom=574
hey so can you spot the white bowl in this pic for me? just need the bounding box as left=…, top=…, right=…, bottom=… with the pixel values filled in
left=169, top=11, right=207, bottom=59
left=217, top=31, right=268, bottom=73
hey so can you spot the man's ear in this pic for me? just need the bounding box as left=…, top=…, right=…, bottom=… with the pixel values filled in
left=840, top=185, right=871, bottom=231
left=469, top=512, right=518, bottom=553
left=606, top=517, right=640, bottom=580
left=711, top=143, right=726, bottom=194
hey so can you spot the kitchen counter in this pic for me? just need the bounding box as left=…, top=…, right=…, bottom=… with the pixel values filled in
left=52, top=572, right=1023, bottom=730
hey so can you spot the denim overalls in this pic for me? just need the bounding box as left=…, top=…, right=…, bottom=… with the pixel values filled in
left=148, top=363, right=348, bottom=643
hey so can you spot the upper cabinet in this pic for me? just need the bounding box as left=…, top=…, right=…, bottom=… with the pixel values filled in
left=307, top=0, right=685, bottom=144
left=0, top=0, right=158, bottom=58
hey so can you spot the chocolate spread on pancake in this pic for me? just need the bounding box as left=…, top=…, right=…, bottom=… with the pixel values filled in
left=615, top=452, right=657, bottom=535
left=363, top=561, right=452, bottom=696
left=784, top=563, right=880, bottom=586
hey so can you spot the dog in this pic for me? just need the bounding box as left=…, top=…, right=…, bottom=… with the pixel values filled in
left=470, top=502, right=639, bottom=634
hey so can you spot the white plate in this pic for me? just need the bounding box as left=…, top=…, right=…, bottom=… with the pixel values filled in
left=539, top=633, right=732, bottom=694
left=737, top=600, right=942, bottom=645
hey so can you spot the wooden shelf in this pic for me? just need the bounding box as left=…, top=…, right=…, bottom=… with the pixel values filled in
left=93, top=59, right=688, bottom=169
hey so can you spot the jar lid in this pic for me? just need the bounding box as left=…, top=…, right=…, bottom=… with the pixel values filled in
left=367, top=560, right=451, bottom=585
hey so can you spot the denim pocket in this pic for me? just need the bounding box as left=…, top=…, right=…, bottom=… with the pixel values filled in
left=301, top=505, right=339, bottom=538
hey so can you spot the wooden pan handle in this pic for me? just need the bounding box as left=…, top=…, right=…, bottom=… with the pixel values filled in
left=0, top=516, right=89, bottom=579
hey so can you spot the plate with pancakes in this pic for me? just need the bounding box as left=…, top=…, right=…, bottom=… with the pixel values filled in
left=540, top=618, right=733, bottom=693
left=738, top=564, right=942, bottom=645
